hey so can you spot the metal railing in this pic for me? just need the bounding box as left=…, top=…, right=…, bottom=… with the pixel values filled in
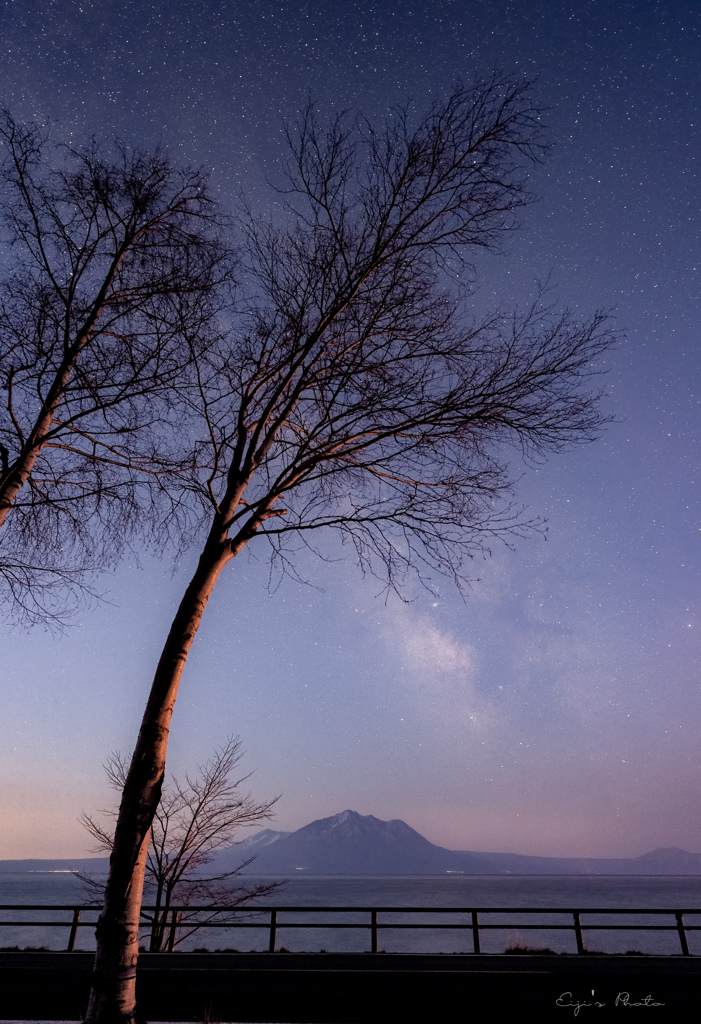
left=0, top=904, right=699, bottom=955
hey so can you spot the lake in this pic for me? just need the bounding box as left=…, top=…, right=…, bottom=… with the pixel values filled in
left=1, top=871, right=700, bottom=956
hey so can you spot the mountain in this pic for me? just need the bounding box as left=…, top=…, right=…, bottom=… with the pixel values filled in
left=236, top=828, right=289, bottom=852
left=208, top=810, right=701, bottom=876
left=218, top=808, right=477, bottom=875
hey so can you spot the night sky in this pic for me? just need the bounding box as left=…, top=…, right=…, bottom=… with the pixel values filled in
left=1, top=0, right=699, bottom=860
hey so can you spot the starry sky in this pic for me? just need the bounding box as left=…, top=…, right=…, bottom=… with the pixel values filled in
left=0, top=0, right=699, bottom=860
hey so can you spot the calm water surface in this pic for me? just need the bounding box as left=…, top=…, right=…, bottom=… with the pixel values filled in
left=1, top=872, right=699, bottom=955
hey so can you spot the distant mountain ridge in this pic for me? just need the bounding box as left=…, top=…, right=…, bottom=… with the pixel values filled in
left=3, top=810, right=700, bottom=875
left=212, top=809, right=701, bottom=876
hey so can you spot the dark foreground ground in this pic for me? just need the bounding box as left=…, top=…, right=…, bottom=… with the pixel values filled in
left=0, top=951, right=698, bottom=1022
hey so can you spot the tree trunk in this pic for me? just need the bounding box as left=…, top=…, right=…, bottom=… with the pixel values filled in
left=84, top=833, right=149, bottom=1024
left=0, top=248, right=129, bottom=529
left=149, top=877, right=165, bottom=952
left=0, top=338, right=93, bottom=528
left=0, top=400, right=66, bottom=529
left=85, top=536, right=233, bottom=1024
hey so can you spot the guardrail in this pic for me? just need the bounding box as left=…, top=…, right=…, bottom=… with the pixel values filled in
left=1, top=904, right=699, bottom=955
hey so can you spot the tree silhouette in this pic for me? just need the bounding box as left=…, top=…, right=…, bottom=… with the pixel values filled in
left=0, top=113, right=230, bottom=625
left=63, top=77, right=614, bottom=1023
left=81, top=738, right=281, bottom=952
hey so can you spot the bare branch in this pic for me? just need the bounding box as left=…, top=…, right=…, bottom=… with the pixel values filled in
left=0, top=112, right=233, bottom=625
left=80, top=738, right=282, bottom=951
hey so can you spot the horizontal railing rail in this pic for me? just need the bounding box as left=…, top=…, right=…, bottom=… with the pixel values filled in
left=1, top=904, right=699, bottom=955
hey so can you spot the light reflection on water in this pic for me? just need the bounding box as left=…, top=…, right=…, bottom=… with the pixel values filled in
left=0, top=872, right=699, bottom=955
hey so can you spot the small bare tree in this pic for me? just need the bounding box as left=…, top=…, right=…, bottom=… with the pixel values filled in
left=0, top=113, right=230, bottom=625
left=81, top=738, right=280, bottom=952
left=87, top=77, right=616, bottom=1023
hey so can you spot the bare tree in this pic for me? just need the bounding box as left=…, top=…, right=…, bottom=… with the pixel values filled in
left=81, top=738, right=281, bottom=952
left=86, top=77, right=616, bottom=1022
left=0, top=113, right=230, bottom=625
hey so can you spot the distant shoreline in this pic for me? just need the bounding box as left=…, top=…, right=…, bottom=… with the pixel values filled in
left=2, top=864, right=701, bottom=878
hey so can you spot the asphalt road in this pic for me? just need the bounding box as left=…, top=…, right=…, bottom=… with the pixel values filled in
left=1, top=950, right=698, bottom=1021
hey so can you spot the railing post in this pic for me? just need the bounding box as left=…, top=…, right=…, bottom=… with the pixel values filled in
left=371, top=910, right=378, bottom=953
left=67, top=908, right=80, bottom=951
left=573, top=911, right=585, bottom=954
left=471, top=910, right=480, bottom=954
left=675, top=912, right=690, bottom=956
left=268, top=909, right=277, bottom=953
left=167, top=909, right=178, bottom=952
